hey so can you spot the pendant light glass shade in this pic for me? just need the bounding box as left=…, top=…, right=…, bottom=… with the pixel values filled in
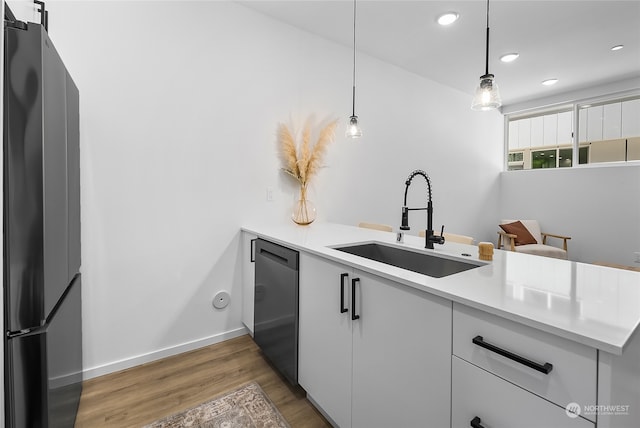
left=346, top=0, right=362, bottom=138
left=346, top=115, right=363, bottom=138
left=471, top=0, right=502, bottom=111
left=471, top=74, right=501, bottom=111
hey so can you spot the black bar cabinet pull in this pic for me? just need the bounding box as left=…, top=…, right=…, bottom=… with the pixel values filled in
left=472, top=335, right=553, bottom=374
left=340, top=273, right=348, bottom=313
left=250, top=239, right=256, bottom=262
left=470, top=416, right=485, bottom=428
left=351, top=278, right=360, bottom=320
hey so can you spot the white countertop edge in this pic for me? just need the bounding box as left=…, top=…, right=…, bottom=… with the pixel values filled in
left=241, top=223, right=639, bottom=355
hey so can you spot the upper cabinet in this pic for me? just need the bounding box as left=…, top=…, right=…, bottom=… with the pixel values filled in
left=622, top=98, right=640, bottom=138
left=508, top=120, right=519, bottom=150
left=603, top=103, right=622, bottom=140
left=557, top=111, right=573, bottom=145
left=543, top=114, right=558, bottom=147
left=530, top=116, right=544, bottom=148
left=509, top=111, right=574, bottom=150
left=518, top=119, right=531, bottom=149
left=585, top=105, right=604, bottom=142
left=580, top=99, right=639, bottom=142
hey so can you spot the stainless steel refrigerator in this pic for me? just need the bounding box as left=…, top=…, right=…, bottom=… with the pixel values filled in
left=3, top=8, right=83, bottom=428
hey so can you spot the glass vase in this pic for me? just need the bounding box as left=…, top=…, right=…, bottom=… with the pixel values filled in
left=291, top=184, right=316, bottom=225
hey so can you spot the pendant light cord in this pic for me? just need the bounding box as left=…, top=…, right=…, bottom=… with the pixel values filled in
left=351, top=0, right=357, bottom=116
left=484, top=0, right=490, bottom=76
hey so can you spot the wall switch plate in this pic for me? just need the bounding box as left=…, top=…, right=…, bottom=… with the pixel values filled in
left=634, top=252, right=640, bottom=264
left=266, top=187, right=274, bottom=201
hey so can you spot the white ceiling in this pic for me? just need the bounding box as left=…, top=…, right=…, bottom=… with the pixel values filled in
left=240, top=0, right=640, bottom=108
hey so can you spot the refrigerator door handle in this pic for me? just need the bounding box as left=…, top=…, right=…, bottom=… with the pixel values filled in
left=6, top=325, right=46, bottom=339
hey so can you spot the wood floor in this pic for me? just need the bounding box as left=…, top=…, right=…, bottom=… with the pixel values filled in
left=74, top=334, right=331, bottom=427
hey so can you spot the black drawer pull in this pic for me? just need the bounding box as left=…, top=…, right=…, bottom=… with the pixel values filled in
left=470, top=416, right=485, bottom=428
left=472, top=335, right=553, bottom=374
left=351, top=278, right=360, bottom=320
left=340, top=273, right=348, bottom=314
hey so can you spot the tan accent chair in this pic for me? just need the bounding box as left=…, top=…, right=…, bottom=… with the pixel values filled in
left=497, top=219, right=570, bottom=260
left=418, top=230, right=474, bottom=245
left=358, top=222, right=393, bottom=232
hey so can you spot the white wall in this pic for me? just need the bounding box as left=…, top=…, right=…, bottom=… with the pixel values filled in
left=318, top=55, right=503, bottom=241
left=24, top=0, right=502, bottom=377
left=499, top=165, right=640, bottom=265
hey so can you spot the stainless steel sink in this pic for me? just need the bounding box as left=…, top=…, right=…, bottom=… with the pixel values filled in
left=333, top=242, right=482, bottom=278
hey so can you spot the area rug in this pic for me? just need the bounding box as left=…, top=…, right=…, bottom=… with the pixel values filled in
left=143, top=381, right=290, bottom=428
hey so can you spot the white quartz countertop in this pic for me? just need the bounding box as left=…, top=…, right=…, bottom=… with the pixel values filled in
left=242, top=221, right=640, bottom=355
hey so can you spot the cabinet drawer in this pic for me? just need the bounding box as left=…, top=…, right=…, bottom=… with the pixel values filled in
left=453, top=303, right=597, bottom=421
left=452, top=356, right=594, bottom=428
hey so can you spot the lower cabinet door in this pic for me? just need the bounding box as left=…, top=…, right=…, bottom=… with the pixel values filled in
left=452, top=356, right=594, bottom=428
left=351, top=270, right=451, bottom=428
left=298, top=253, right=353, bottom=428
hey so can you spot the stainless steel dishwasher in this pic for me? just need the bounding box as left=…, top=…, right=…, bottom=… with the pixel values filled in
left=253, top=238, right=299, bottom=385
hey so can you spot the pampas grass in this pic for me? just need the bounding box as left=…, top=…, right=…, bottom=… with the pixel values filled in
left=278, top=117, right=338, bottom=187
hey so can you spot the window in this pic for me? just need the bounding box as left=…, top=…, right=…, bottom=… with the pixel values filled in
left=505, top=95, right=640, bottom=171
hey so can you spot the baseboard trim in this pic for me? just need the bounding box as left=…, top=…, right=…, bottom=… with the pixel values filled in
left=82, top=327, right=249, bottom=380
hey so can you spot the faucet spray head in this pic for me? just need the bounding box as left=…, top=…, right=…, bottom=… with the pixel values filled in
left=400, top=206, right=410, bottom=230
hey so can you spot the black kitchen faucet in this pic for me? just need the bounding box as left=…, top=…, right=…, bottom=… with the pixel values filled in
left=400, top=169, right=445, bottom=249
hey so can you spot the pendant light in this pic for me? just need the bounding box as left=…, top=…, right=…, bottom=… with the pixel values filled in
left=346, top=0, right=363, bottom=138
left=471, top=0, right=502, bottom=111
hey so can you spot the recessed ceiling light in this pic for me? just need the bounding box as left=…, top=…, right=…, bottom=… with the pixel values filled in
left=611, top=45, right=624, bottom=51
left=542, top=78, right=558, bottom=86
left=500, top=53, right=519, bottom=63
left=437, top=12, right=459, bottom=26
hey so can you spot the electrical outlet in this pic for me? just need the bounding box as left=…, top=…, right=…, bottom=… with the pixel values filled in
left=266, top=187, right=274, bottom=201
left=634, top=252, right=640, bottom=264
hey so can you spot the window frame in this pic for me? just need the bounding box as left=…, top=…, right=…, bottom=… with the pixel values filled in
left=504, top=91, right=640, bottom=172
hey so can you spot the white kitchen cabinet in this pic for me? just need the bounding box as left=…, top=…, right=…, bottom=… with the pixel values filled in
left=351, top=269, right=451, bottom=428
left=510, top=111, right=573, bottom=150
left=604, top=102, right=622, bottom=140
left=621, top=98, right=640, bottom=138
left=557, top=111, right=573, bottom=145
left=543, top=114, right=558, bottom=147
left=530, top=116, right=544, bottom=148
left=298, top=253, right=352, bottom=427
left=518, top=118, right=531, bottom=149
left=241, top=231, right=257, bottom=335
left=508, top=118, right=531, bottom=150
left=453, top=302, right=597, bottom=420
left=598, top=327, right=640, bottom=428
left=586, top=105, right=604, bottom=142
left=452, top=356, right=594, bottom=428
left=508, top=120, right=519, bottom=150
left=298, top=252, right=451, bottom=428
